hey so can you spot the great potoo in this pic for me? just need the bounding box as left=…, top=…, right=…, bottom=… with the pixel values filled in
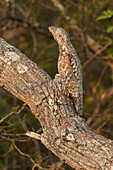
left=49, top=26, right=83, bottom=116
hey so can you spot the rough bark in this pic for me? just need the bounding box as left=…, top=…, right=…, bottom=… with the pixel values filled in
left=0, top=38, right=113, bottom=170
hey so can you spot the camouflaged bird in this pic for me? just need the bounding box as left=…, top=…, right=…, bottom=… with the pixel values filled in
left=49, top=26, right=83, bottom=116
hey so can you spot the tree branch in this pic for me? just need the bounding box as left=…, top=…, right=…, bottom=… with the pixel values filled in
left=0, top=38, right=113, bottom=169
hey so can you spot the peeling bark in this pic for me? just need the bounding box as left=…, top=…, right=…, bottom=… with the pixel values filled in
left=0, top=38, right=113, bottom=170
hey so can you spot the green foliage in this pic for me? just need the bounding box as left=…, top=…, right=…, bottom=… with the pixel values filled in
left=97, top=9, right=113, bottom=33
left=97, top=9, right=113, bottom=20
left=3, top=141, right=15, bottom=157
left=106, top=25, right=113, bottom=33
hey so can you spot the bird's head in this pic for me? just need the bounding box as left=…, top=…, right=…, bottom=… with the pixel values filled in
left=48, top=26, right=70, bottom=46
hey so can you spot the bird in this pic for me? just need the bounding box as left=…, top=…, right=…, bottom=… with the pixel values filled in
left=49, top=26, right=83, bottom=116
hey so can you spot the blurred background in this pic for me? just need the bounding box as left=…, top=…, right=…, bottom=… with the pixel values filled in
left=0, top=0, right=113, bottom=169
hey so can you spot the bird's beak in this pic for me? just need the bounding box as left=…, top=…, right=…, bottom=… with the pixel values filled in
left=48, top=26, right=57, bottom=35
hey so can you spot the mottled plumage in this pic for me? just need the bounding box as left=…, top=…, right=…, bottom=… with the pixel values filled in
left=49, top=26, right=83, bottom=116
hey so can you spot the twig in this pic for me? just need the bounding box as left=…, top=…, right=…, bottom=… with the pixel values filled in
left=0, top=16, right=50, bottom=36
left=0, top=135, right=30, bottom=142
left=92, top=65, right=108, bottom=97
left=25, top=0, right=36, bottom=22
left=38, top=1, right=57, bottom=11
left=51, top=0, right=95, bottom=52
left=87, top=88, right=113, bottom=125
left=14, top=144, right=48, bottom=170
left=15, top=4, right=27, bottom=17
left=2, top=133, right=26, bottom=136
left=93, top=116, right=111, bottom=134
left=83, top=41, right=111, bottom=66
left=0, top=111, right=15, bottom=123
left=0, top=103, right=26, bottom=123
left=30, top=30, right=38, bottom=58
left=14, top=143, right=35, bottom=164
left=32, top=163, right=48, bottom=170
left=26, top=131, right=41, bottom=140
left=100, top=87, right=113, bottom=102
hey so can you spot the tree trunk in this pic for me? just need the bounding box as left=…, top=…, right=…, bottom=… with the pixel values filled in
left=0, top=38, right=113, bottom=170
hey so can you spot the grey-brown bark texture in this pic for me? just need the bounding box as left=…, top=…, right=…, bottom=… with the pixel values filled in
left=0, top=38, right=113, bottom=170
left=49, top=26, right=83, bottom=116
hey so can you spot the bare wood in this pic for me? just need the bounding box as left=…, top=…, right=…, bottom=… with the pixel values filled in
left=26, top=131, right=41, bottom=140
left=0, top=38, right=113, bottom=169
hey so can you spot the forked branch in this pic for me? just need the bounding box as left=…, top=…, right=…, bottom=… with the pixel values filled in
left=0, top=38, right=113, bottom=169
